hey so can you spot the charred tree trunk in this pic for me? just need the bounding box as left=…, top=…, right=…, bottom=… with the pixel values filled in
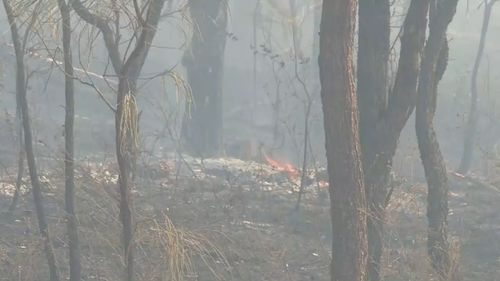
left=2, top=1, right=60, bottom=280
left=57, top=0, right=81, bottom=280
left=417, top=39, right=451, bottom=281
left=357, top=1, right=430, bottom=280
left=458, top=0, right=498, bottom=174
left=416, top=1, right=458, bottom=278
left=319, top=1, right=368, bottom=281
left=357, top=1, right=390, bottom=280
left=182, top=0, right=228, bottom=157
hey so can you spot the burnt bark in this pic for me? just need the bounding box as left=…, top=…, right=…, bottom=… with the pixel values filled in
left=319, top=1, right=368, bottom=280
left=57, top=0, right=81, bottom=280
left=357, top=1, right=430, bottom=280
left=2, top=1, right=60, bottom=280
left=182, top=0, right=228, bottom=157
left=458, top=0, right=498, bottom=174
left=416, top=1, right=459, bottom=278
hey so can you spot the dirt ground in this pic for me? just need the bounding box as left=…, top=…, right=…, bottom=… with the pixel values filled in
left=0, top=155, right=499, bottom=281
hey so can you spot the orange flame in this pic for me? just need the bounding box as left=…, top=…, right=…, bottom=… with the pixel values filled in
left=264, top=154, right=300, bottom=180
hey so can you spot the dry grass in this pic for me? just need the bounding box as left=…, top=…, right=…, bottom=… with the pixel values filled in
left=0, top=156, right=498, bottom=281
left=139, top=215, right=230, bottom=281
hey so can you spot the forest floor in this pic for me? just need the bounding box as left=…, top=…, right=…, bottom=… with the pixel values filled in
left=0, top=155, right=499, bottom=281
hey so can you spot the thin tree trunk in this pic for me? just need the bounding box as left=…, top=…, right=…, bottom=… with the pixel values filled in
left=2, top=1, right=60, bottom=280
left=319, top=1, right=368, bottom=281
left=72, top=1, right=167, bottom=279
left=9, top=105, right=24, bottom=213
left=458, top=0, right=498, bottom=174
left=57, top=0, right=82, bottom=280
left=294, top=102, right=311, bottom=211
left=182, top=0, right=228, bottom=157
left=117, top=3, right=167, bottom=280
left=116, top=81, right=136, bottom=281
left=312, top=0, right=321, bottom=63
left=252, top=0, right=261, bottom=128
left=417, top=38, right=451, bottom=281
left=357, top=1, right=430, bottom=280
left=9, top=148, right=24, bottom=213
left=416, top=1, right=459, bottom=277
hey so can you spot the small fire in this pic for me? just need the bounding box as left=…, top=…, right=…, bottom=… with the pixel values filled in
left=263, top=154, right=300, bottom=180
left=318, top=180, right=329, bottom=188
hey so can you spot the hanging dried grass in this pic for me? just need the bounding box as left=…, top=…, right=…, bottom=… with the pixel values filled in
left=119, top=94, right=140, bottom=156
left=164, top=71, right=193, bottom=119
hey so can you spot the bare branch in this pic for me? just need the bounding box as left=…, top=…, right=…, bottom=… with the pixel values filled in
left=72, top=0, right=123, bottom=72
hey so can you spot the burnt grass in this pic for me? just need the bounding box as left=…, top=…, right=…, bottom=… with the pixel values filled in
left=0, top=156, right=499, bottom=281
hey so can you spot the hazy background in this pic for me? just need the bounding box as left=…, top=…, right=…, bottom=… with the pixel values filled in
left=0, top=0, right=498, bottom=180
